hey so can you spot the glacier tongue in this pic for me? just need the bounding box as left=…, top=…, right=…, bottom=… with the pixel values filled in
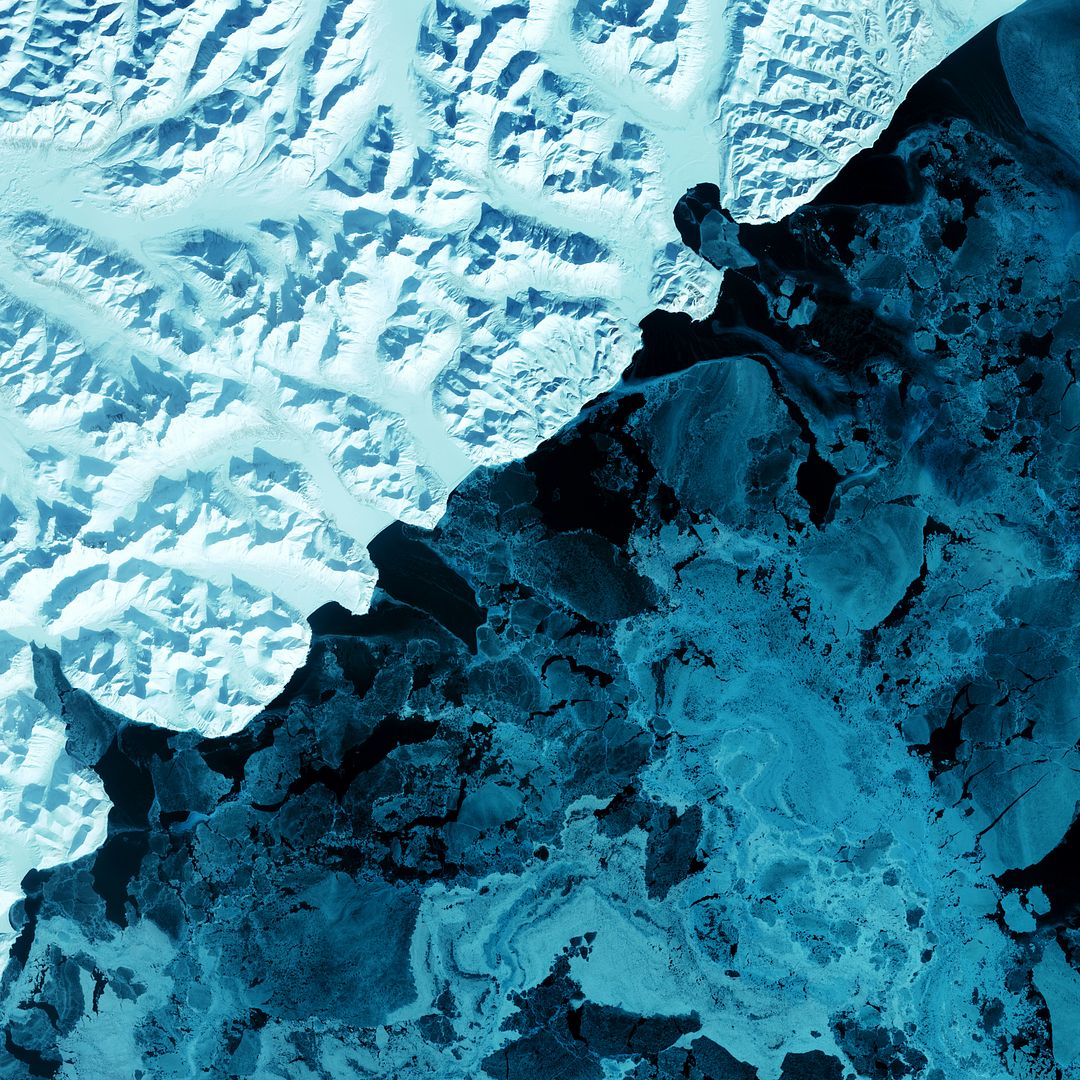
left=0, top=0, right=1023, bottom=956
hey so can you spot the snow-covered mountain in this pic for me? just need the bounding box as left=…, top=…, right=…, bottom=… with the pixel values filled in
left=0, top=0, right=1021, bottom=958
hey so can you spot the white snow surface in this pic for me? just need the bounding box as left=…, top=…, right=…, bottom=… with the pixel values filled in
left=0, top=0, right=1022, bottom=948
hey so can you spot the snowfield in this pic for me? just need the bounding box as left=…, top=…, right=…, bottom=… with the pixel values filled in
left=0, top=0, right=1021, bottom=956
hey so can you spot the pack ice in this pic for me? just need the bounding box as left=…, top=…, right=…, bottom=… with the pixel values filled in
left=0, top=0, right=1022, bottom=955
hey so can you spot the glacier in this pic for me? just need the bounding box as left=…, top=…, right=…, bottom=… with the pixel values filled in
left=0, top=0, right=1028, bottom=999
left=4, top=17, right=1080, bottom=1067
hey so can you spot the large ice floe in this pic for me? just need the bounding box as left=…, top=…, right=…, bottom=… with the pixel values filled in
left=0, top=0, right=1023, bottom=958
left=7, top=31, right=1080, bottom=1066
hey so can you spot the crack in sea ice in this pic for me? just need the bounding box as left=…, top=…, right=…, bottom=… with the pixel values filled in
left=3, top=16, right=1079, bottom=1075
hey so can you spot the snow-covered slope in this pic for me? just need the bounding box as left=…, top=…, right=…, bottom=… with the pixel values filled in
left=0, top=0, right=1022, bottom=954
left=718, top=0, right=1026, bottom=221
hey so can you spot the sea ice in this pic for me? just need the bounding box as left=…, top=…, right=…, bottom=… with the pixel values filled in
left=0, top=0, right=1023, bottom=964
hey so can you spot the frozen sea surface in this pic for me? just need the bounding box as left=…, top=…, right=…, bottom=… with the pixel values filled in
left=0, top=0, right=1024, bottom=982
left=4, top=11, right=1080, bottom=1078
